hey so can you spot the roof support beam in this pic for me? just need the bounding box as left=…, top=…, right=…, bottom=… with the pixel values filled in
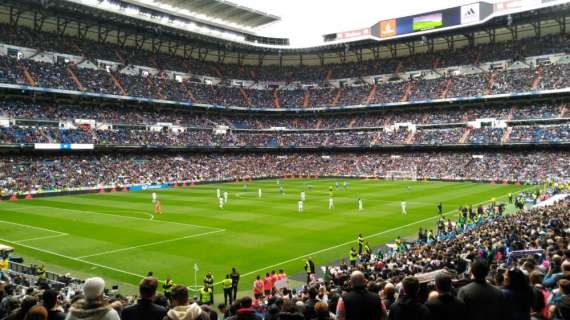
left=57, top=17, right=70, bottom=36
left=97, top=24, right=111, bottom=43
left=371, top=47, right=380, bottom=61
left=444, top=36, right=454, bottom=51
left=9, top=6, right=22, bottom=27
left=33, top=12, right=46, bottom=32
left=183, top=44, right=194, bottom=59
left=355, top=48, right=363, bottom=64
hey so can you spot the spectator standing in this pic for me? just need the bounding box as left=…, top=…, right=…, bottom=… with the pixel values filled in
left=502, top=268, right=534, bottom=320
left=425, top=272, right=465, bottom=320
left=162, top=285, right=206, bottom=320
left=24, top=305, right=48, bottom=320
left=121, top=277, right=167, bottom=320
left=457, top=259, right=506, bottom=320
left=387, top=276, right=429, bottom=320
left=65, top=277, right=120, bottom=320
left=42, top=289, right=66, bottom=320
left=381, top=283, right=396, bottom=311
left=5, top=296, right=38, bottom=320
left=549, top=279, right=570, bottom=320
left=336, top=271, right=386, bottom=320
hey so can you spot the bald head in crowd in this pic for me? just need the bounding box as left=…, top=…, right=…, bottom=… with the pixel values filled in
left=350, top=271, right=366, bottom=288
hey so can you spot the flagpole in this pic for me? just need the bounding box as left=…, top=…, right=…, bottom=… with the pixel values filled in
left=193, top=263, right=198, bottom=291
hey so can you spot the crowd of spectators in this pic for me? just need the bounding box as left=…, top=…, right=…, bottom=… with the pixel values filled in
left=467, top=128, right=505, bottom=144
left=1, top=22, right=570, bottom=109
left=0, top=151, right=568, bottom=195
left=2, top=23, right=569, bottom=81
left=413, top=128, right=464, bottom=145
left=2, top=125, right=569, bottom=147
left=1, top=99, right=569, bottom=147
left=0, top=100, right=566, bottom=130
left=2, top=55, right=569, bottom=108
left=510, top=125, right=570, bottom=143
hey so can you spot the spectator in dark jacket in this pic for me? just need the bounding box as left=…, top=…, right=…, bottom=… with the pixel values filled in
left=336, top=271, right=386, bottom=320
left=425, top=272, right=465, bottom=320
left=387, top=276, right=429, bottom=320
left=458, top=259, right=506, bottom=320
left=121, top=277, right=167, bottom=320
left=4, top=296, right=38, bottom=320
left=502, top=268, right=534, bottom=320
left=42, top=289, right=66, bottom=320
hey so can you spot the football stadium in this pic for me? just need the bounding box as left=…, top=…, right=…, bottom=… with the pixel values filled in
left=0, top=0, right=570, bottom=319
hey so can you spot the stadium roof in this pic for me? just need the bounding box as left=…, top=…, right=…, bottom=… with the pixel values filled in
left=124, top=0, right=281, bottom=29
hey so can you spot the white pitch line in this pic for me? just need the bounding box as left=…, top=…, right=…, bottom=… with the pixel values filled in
left=5, top=206, right=224, bottom=232
left=214, top=187, right=532, bottom=284
left=76, top=229, right=226, bottom=259
left=0, top=237, right=146, bottom=279
left=16, top=233, right=70, bottom=243
left=0, top=220, right=67, bottom=235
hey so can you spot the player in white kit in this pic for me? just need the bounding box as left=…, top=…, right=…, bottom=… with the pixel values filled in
left=152, top=192, right=157, bottom=204
left=300, top=191, right=306, bottom=202
left=218, top=197, right=224, bottom=209
left=328, top=197, right=334, bottom=210
left=358, top=198, right=363, bottom=211
left=223, top=191, right=228, bottom=204
left=258, top=188, right=262, bottom=198
left=298, top=200, right=304, bottom=213
left=216, top=188, right=221, bottom=199
left=401, top=201, right=407, bottom=215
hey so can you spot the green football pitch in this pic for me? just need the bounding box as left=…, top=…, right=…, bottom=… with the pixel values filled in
left=0, top=179, right=527, bottom=295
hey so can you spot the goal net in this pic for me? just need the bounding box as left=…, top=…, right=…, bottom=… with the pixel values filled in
left=385, top=170, right=418, bottom=181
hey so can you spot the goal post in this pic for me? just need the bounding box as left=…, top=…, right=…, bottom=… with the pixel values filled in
left=385, top=170, right=418, bottom=181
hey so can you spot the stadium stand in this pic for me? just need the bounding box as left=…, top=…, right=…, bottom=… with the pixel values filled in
left=1, top=0, right=570, bottom=319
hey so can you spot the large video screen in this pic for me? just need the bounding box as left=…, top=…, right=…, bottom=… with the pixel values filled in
left=412, top=13, right=443, bottom=31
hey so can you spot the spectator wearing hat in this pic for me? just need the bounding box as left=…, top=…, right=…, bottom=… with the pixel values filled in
left=65, top=277, right=120, bottom=320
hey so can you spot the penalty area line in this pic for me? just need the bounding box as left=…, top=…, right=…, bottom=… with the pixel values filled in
left=17, top=233, right=70, bottom=243
left=0, top=237, right=146, bottom=280
left=0, top=220, right=68, bottom=236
